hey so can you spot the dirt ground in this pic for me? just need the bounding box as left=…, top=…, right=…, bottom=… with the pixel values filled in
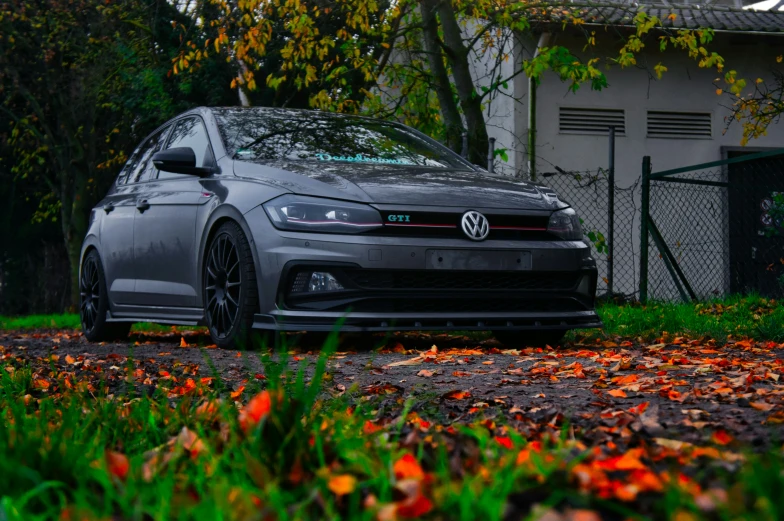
left=2, top=328, right=783, bottom=450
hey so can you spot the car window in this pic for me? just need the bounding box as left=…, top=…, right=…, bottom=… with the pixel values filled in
left=212, top=108, right=473, bottom=170
left=116, top=156, right=134, bottom=185
left=159, top=117, right=214, bottom=179
left=125, top=126, right=170, bottom=184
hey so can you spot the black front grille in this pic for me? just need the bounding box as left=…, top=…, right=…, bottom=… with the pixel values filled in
left=372, top=211, right=553, bottom=241
left=386, top=298, right=585, bottom=313
left=343, top=269, right=580, bottom=291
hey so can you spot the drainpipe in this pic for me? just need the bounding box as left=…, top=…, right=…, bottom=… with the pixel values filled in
left=528, top=32, right=551, bottom=182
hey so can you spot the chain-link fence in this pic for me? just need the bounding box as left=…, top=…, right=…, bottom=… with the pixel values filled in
left=642, top=149, right=784, bottom=302
left=542, top=169, right=640, bottom=300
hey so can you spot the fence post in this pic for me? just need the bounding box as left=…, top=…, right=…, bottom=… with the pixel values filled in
left=461, top=132, right=468, bottom=159
left=487, top=137, right=496, bottom=173
left=607, top=127, right=615, bottom=297
left=640, top=156, right=651, bottom=303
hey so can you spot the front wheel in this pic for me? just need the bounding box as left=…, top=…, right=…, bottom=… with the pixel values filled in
left=203, top=221, right=258, bottom=349
left=80, top=250, right=131, bottom=342
left=492, top=330, right=566, bottom=348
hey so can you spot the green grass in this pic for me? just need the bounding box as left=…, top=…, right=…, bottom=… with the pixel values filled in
left=596, top=294, right=784, bottom=342
left=0, top=314, right=201, bottom=333
left=0, top=314, right=82, bottom=330
left=4, top=295, right=783, bottom=343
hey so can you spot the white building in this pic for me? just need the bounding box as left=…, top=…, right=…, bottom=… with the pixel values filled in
left=473, top=4, right=784, bottom=299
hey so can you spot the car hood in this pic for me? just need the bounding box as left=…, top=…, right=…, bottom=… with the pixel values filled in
left=233, top=160, right=565, bottom=210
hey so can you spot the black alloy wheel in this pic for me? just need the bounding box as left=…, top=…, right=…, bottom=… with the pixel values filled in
left=80, top=250, right=131, bottom=342
left=492, top=330, right=566, bottom=348
left=204, top=221, right=258, bottom=349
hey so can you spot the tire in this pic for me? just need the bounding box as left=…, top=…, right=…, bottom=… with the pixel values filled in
left=203, top=221, right=258, bottom=350
left=80, top=250, right=131, bottom=342
left=492, top=330, right=566, bottom=348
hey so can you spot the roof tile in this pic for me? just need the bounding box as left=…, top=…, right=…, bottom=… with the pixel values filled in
left=531, top=3, right=784, bottom=33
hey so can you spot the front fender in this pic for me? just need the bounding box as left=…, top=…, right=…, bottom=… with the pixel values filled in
left=196, top=204, right=264, bottom=307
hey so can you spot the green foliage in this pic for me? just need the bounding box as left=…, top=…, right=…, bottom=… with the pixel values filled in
left=493, top=148, right=509, bottom=162
left=597, top=294, right=784, bottom=342
left=0, top=0, right=236, bottom=310
left=585, top=228, right=608, bottom=255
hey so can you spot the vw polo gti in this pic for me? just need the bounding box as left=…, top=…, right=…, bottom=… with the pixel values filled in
left=79, top=107, right=600, bottom=348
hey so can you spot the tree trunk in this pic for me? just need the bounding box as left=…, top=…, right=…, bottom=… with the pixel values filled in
left=419, top=0, right=464, bottom=153
left=434, top=1, right=489, bottom=165
left=61, top=168, right=90, bottom=312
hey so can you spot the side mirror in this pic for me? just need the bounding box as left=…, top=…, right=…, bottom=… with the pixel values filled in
left=152, top=147, right=212, bottom=177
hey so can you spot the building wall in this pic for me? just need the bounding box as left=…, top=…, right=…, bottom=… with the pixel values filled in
left=532, top=32, right=784, bottom=184
left=527, top=32, right=784, bottom=299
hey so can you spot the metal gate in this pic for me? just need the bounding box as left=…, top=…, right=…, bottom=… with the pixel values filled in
left=640, top=149, right=784, bottom=302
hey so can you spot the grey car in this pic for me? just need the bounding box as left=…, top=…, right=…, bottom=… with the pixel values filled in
left=79, top=107, right=600, bottom=348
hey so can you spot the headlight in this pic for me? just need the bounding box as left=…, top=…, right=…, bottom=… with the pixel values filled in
left=547, top=207, right=583, bottom=240
left=263, top=195, right=383, bottom=234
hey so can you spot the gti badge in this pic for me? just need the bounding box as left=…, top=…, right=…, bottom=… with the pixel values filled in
left=461, top=211, right=489, bottom=241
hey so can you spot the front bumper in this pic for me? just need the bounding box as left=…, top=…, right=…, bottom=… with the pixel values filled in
left=244, top=205, right=601, bottom=333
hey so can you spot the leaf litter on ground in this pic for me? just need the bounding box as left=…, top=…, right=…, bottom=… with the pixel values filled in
left=0, top=326, right=783, bottom=520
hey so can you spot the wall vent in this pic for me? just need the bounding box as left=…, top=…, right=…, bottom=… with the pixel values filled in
left=558, top=107, right=625, bottom=136
left=647, top=111, right=712, bottom=139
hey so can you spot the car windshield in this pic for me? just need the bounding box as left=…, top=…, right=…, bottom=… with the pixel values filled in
left=213, top=108, right=472, bottom=169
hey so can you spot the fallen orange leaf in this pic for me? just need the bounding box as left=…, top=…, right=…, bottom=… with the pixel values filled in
left=608, top=389, right=627, bottom=398
left=611, top=374, right=638, bottom=385
left=393, top=454, right=425, bottom=481
left=327, top=474, right=357, bottom=496
left=106, top=450, right=129, bottom=481
left=230, top=386, right=245, bottom=400
left=179, top=337, right=188, bottom=347
left=363, top=420, right=382, bottom=434
left=765, top=411, right=784, bottom=424
left=570, top=509, right=603, bottom=521
left=712, top=430, right=733, bottom=446
left=238, top=391, right=271, bottom=432
left=495, top=436, right=513, bottom=449
left=396, top=493, right=433, bottom=518
left=442, top=390, right=471, bottom=400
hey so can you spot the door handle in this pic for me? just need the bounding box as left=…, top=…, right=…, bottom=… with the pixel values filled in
left=136, top=199, right=150, bottom=212
left=103, top=203, right=115, bottom=214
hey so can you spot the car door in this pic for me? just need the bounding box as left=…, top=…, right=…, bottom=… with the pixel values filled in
left=100, top=131, right=165, bottom=305
left=131, top=116, right=214, bottom=308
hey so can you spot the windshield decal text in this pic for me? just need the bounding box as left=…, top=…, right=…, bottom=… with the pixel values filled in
left=315, top=153, right=414, bottom=165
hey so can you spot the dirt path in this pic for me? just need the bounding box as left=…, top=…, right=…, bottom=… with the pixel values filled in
left=2, top=329, right=783, bottom=449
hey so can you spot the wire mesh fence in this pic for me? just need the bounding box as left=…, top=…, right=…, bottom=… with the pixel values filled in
left=542, top=149, right=784, bottom=303
left=643, top=150, right=784, bottom=301
left=542, top=169, right=640, bottom=300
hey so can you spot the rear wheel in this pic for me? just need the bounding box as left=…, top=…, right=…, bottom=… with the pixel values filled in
left=492, top=330, right=566, bottom=348
left=80, top=250, right=131, bottom=342
left=203, top=221, right=258, bottom=349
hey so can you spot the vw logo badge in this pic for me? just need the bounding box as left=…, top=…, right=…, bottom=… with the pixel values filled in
left=461, top=211, right=490, bottom=241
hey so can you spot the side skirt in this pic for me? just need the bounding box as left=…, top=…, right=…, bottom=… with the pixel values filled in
left=107, top=304, right=204, bottom=326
